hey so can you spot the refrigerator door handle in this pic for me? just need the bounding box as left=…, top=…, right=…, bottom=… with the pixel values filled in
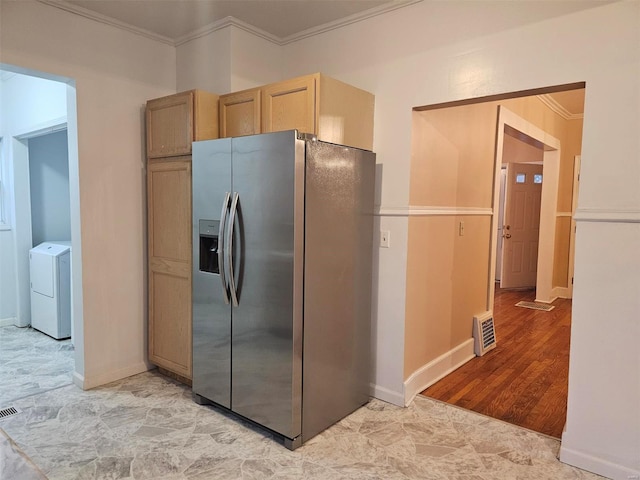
left=228, top=191, right=240, bottom=307
left=219, top=192, right=231, bottom=305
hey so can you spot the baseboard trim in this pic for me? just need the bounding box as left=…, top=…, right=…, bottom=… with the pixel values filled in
left=369, top=383, right=405, bottom=407
left=535, top=294, right=559, bottom=304
left=74, top=362, right=153, bottom=390
left=559, top=442, right=640, bottom=480
left=72, top=371, right=85, bottom=389
left=551, top=286, right=571, bottom=299
left=0, top=317, right=17, bottom=327
left=403, top=338, right=476, bottom=407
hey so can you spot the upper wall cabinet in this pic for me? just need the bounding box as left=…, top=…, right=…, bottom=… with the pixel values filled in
left=220, top=73, right=375, bottom=151
left=262, top=75, right=316, bottom=135
left=147, top=90, right=219, bottom=158
left=219, top=88, right=261, bottom=138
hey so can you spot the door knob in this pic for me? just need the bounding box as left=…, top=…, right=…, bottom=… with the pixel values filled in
left=503, top=233, right=512, bottom=239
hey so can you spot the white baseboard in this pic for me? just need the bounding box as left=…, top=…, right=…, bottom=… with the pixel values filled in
left=0, top=317, right=17, bottom=327
left=560, top=441, right=640, bottom=480
left=73, top=362, right=153, bottom=390
left=536, top=286, right=573, bottom=303
left=369, top=383, right=404, bottom=407
left=404, top=338, right=476, bottom=406
left=552, top=286, right=571, bottom=300
left=72, top=371, right=85, bottom=389
left=535, top=295, right=558, bottom=304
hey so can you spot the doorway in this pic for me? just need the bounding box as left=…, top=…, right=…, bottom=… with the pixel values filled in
left=0, top=66, right=82, bottom=407
left=411, top=86, right=584, bottom=438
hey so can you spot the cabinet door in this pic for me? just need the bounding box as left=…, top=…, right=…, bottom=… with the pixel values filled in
left=262, top=75, right=316, bottom=135
left=219, top=89, right=261, bottom=138
left=147, top=158, right=192, bottom=378
left=147, top=92, right=194, bottom=158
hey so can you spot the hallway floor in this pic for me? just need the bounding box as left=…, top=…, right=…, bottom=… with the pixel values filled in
left=422, top=287, right=571, bottom=438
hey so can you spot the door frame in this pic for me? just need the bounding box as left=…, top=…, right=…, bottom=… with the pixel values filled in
left=13, top=122, right=68, bottom=327
left=488, top=106, right=561, bottom=308
left=566, top=155, right=581, bottom=297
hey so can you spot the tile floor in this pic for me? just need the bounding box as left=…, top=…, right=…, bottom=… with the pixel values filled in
left=0, top=326, right=75, bottom=408
left=0, top=326, right=605, bottom=480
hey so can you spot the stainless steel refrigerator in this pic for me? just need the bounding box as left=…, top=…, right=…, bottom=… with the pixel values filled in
left=192, top=129, right=375, bottom=449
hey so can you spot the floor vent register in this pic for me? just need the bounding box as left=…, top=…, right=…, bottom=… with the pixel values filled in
left=515, top=301, right=555, bottom=312
left=0, top=406, right=21, bottom=420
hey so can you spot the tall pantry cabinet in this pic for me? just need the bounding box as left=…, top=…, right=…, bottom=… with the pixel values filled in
left=146, top=90, right=219, bottom=382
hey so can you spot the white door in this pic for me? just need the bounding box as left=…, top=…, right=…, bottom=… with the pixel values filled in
left=501, top=163, right=543, bottom=288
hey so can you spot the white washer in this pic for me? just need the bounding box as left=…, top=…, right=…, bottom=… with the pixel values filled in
left=29, top=242, right=71, bottom=339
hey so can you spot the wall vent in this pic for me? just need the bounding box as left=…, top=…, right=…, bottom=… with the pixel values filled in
left=0, top=406, right=21, bottom=420
left=473, top=312, right=497, bottom=356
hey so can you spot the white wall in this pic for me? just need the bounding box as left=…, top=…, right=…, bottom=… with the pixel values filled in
left=0, top=72, right=68, bottom=326
left=28, top=130, right=71, bottom=246
left=1, top=0, right=176, bottom=387
left=0, top=226, right=16, bottom=325
left=176, top=23, right=283, bottom=93
left=229, top=27, right=282, bottom=91
left=0, top=73, right=68, bottom=133
left=176, top=26, right=232, bottom=93
left=280, top=2, right=640, bottom=478
left=562, top=221, right=640, bottom=479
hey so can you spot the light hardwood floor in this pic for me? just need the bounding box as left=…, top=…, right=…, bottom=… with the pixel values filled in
left=421, top=285, right=571, bottom=438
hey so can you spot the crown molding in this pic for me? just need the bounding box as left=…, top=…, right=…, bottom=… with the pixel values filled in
left=278, top=0, right=422, bottom=45
left=38, top=0, right=175, bottom=45
left=38, top=0, right=420, bottom=48
left=175, top=16, right=281, bottom=47
left=537, top=94, right=584, bottom=121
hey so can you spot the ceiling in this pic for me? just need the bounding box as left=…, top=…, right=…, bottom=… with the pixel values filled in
left=50, top=0, right=406, bottom=43
left=546, top=90, right=585, bottom=116
left=542, top=89, right=585, bottom=118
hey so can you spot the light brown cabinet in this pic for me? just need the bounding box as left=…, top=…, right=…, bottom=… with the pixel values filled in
left=146, top=89, right=219, bottom=382
left=147, top=90, right=219, bottom=158
left=147, top=159, right=192, bottom=378
left=219, top=88, right=261, bottom=137
left=262, top=75, right=316, bottom=135
left=219, top=73, right=375, bottom=151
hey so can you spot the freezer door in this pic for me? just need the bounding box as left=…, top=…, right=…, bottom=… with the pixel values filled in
left=302, top=141, right=375, bottom=441
left=230, top=130, right=304, bottom=440
left=192, top=138, right=233, bottom=408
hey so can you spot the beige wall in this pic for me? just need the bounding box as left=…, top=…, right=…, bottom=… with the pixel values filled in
left=405, top=93, right=584, bottom=378
left=409, top=103, right=498, bottom=208
left=405, top=103, right=498, bottom=377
